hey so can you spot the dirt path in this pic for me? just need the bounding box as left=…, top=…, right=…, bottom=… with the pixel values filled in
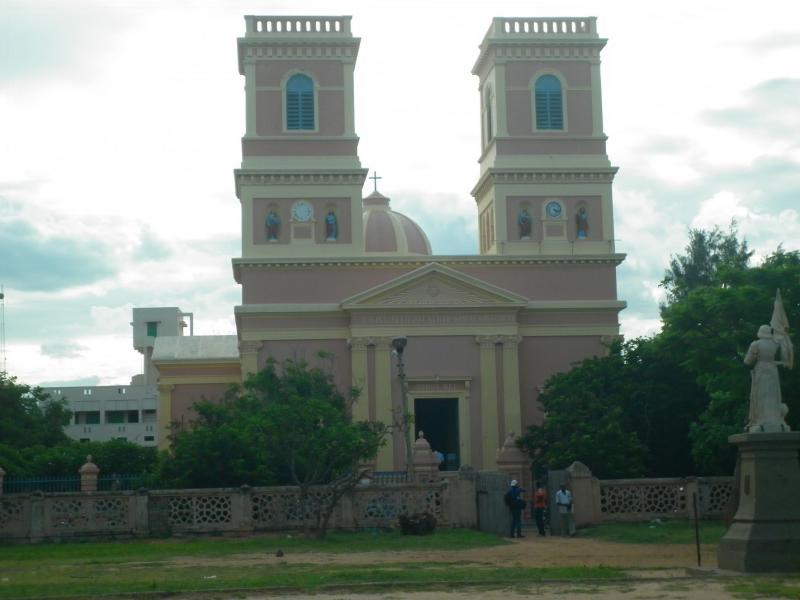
left=167, top=536, right=774, bottom=600
left=233, top=582, right=739, bottom=600
left=171, top=535, right=718, bottom=571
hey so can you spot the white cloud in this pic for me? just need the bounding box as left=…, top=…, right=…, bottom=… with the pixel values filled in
left=3, top=0, right=800, bottom=384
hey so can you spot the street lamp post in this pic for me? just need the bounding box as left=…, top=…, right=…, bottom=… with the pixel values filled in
left=391, top=337, right=415, bottom=482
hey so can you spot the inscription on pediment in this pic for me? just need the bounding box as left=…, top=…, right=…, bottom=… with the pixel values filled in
left=368, top=277, right=510, bottom=307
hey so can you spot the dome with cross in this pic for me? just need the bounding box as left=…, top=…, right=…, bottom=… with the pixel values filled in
left=362, top=191, right=431, bottom=256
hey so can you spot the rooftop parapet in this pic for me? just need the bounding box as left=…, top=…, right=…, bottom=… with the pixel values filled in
left=484, top=17, right=598, bottom=40
left=244, top=15, right=352, bottom=37
left=473, top=17, right=604, bottom=76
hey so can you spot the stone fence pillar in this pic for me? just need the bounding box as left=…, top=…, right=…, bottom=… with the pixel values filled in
left=0, top=466, right=5, bottom=495
left=412, top=431, right=441, bottom=483
left=566, top=461, right=602, bottom=527
left=79, top=455, right=99, bottom=492
left=496, top=432, right=531, bottom=493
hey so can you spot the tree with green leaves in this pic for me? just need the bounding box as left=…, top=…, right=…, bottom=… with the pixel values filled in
left=517, top=338, right=706, bottom=478
left=660, top=223, right=753, bottom=306
left=0, top=373, right=71, bottom=450
left=156, top=358, right=387, bottom=538
left=661, top=249, right=800, bottom=473
left=518, top=228, right=799, bottom=477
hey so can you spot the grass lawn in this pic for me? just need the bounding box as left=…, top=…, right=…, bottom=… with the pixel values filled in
left=0, top=563, right=627, bottom=598
left=0, top=528, right=506, bottom=566
left=0, top=530, right=628, bottom=598
left=581, top=519, right=727, bottom=545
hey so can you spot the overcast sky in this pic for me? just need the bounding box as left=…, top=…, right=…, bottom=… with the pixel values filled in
left=2, top=0, right=799, bottom=387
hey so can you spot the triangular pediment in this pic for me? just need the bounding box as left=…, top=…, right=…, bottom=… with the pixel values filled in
left=342, top=263, right=528, bottom=309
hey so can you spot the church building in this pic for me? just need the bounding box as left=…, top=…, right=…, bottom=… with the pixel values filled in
left=150, top=15, right=625, bottom=472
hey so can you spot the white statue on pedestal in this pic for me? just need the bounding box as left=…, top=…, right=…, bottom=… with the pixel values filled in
left=745, top=290, right=793, bottom=433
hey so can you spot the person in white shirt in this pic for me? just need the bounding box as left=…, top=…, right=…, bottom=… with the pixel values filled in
left=555, top=484, right=576, bottom=537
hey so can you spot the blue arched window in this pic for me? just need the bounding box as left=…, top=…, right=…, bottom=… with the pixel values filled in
left=286, top=74, right=314, bottom=130
left=534, top=75, right=563, bottom=130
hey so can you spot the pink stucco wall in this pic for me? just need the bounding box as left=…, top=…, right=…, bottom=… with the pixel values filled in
left=252, top=198, right=352, bottom=245
left=255, top=61, right=344, bottom=87
left=505, top=61, right=590, bottom=87
left=390, top=335, right=483, bottom=469
left=242, top=139, right=359, bottom=157
left=518, top=336, right=608, bottom=430
left=171, top=383, right=232, bottom=429
left=240, top=262, right=618, bottom=304
left=506, top=195, right=603, bottom=242
left=256, top=338, right=352, bottom=401
left=497, top=138, right=606, bottom=156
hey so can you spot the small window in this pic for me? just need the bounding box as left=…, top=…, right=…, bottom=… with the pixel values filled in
left=534, top=75, right=564, bottom=130
left=77, top=411, right=100, bottom=425
left=144, top=435, right=155, bottom=442
left=286, top=74, right=315, bottom=130
left=106, top=410, right=125, bottom=424
left=146, top=321, right=158, bottom=337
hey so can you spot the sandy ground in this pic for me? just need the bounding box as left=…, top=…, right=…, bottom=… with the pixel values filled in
left=171, top=536, right=757, bottom=599
left=232, top=582, right=745, bottom=600
left=171, top=535, right=719, bottom=570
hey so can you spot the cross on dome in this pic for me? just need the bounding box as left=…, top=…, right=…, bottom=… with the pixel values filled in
left=369, top=170, right=382, bottom=192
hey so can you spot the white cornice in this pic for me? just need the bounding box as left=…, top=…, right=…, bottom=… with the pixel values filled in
left=525, top=300, right=626, bottom=311
left=232, top=253, right=626, bottom=282
left=236, top=303, right=341, bottom=314
left=471, top=167, right=618, bottom=199
left=237, top=38, right=361, bottom=74
left=473, top=38, right=607, bottom=78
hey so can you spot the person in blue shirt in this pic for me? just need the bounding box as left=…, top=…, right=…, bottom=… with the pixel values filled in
left=506, top=479, right=525, bottom=538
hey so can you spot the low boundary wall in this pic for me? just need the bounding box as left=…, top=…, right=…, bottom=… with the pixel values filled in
left=0, top=476, right=477, bottom=543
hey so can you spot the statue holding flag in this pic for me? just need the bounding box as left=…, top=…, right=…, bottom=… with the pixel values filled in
left=744, top=290, right=794, bottom=433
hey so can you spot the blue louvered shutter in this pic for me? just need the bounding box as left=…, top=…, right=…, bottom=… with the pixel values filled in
left=286, top=74, right=315, bottom=130
left=534, top=75, right=564, bottom=130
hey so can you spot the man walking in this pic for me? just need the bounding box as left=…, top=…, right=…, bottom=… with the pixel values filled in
left=505, top=479, right=525, bottom=538
left=555, top=483, right=576, bottom=537
left=533, top=483, right=549, bottom=537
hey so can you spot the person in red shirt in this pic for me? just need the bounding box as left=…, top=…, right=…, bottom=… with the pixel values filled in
left=533, top=483, right=549, bottom=537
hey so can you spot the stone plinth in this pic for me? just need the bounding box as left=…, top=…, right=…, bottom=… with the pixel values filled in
left=412, top=431, right=441, bottom=483
left=717, top=432, right=800, bottom=572
left=79, top=455, right=100, bottom=492
left=496, top=432, right=530, bottom=493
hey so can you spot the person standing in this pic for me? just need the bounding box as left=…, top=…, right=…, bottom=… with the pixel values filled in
left=533, top=483, right=549, bottom=537
left=505, top=479, right=525, bottom=538
left=555, top=483, right=576, bottom=537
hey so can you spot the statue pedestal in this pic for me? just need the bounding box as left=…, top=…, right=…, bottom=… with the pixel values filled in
left=717, top=432, right=800, bottom=572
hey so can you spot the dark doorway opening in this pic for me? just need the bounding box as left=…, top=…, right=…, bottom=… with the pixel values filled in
left=414, top=398, right=459, bottom=471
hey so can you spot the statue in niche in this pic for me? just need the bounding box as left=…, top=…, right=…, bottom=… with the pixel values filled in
left=325, top=210, right=338, bottom=241
left=518, top=209, right=532, bottom=239
left=744, top=290, right=793, bottom=433
left=576, top=206, right=589, bottom=239
left=265, top=210, right=280, bottom=241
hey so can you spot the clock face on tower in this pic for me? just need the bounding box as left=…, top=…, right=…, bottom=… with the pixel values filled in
left=291, top=201, right=313, bottom=222
left=545, top=201, right=563, bottom=219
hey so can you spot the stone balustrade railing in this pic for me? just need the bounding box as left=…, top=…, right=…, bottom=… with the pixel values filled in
left=245, top=16, right=351, bottom=36
left=599, top=476, right=734, bottom=520
left=488, top=17, right=597, bottom=38
left=0, top=478, right=475, bottom=543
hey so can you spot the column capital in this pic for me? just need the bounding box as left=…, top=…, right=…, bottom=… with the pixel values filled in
left=348, top=336, right=393, bottom=349
left=475, top=334, right=503, bottom=347
left=239, top=340, right=263, bottom=354
left=499, top=335, right=522, bottom=347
